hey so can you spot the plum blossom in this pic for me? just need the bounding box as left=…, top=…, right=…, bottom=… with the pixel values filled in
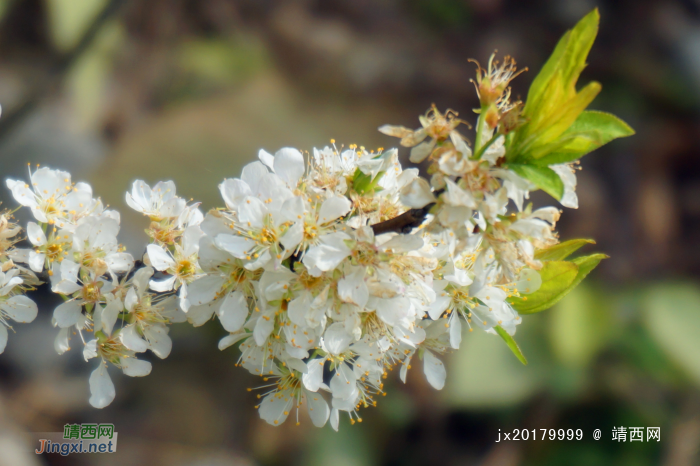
left=1, top=25, right=620, bottom=423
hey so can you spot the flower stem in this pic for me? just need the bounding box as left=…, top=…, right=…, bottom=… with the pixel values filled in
left=472, top=104, right=489, bottom=157
left=474, top=134, right=500, bottom=160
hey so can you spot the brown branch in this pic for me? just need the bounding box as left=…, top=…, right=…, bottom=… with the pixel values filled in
left=370, top=186, right=448, bottom=235
left=371, top=204, right=435, bottom=235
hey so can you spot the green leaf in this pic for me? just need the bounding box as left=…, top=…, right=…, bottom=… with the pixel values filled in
left=510, top=253, right=607, bottom=314
left=494, top=325, right=528, bottom=365
left=523, top=9, right=599, bottom=119
left=535, top=238, right=595, bottom=261
left=532, top=110, right=635, bottom=165
left=509, top=261, right=579, bottom=314
left=523, top=81, right=601, bottom=158
left=507, top=9, right=607, bottom=162
left=568, top=253, right=608, bottom=291
left=507, top=164, right=564, bottom=200
left=352, top=168, right=385, bottom=195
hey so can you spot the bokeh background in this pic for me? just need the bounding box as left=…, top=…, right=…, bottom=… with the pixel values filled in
left=0, top=0, right=699, bottom=465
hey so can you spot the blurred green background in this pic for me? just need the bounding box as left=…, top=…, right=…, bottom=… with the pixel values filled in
left=0, top=0, right=699, bottom=465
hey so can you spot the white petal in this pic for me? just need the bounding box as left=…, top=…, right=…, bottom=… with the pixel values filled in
left=318, top=196, right=352, bottom=225
left=515, top=269, right=542, bottom=295
left=121, top=357, right=152, bottom=377
left=0, top=276, right=22, bottom=296
left=305, top=389, right=330, bottom=427
left=215, top=233, right=253, bottom=259
left=187, top=275, right=226, bottom=307
left=287, top=292, right=312, bottom=326
left=400, top=355, right=412, bottom=383
left=379, top=234, right=423, bottom=253
left=28, top=251, right=46, bottom=273
left=395, top=324, right=426, bottom=347
left=8, top=180, right=38, bottom=208
left=409, top=138, right=436, bottom=163
left=218, top=332, right=249, bottom=351
left=146, top=244, right=175, bottom=271
left=101, top=298, right=122, bottom=335
left=83, top=339, right=98, bottom=361
left=451, top=131, right=472, bottom=158
left=180, top=204, right=204, bottom=228
left=145, top=325, right=172, bottom=358
left=187, top=300, right=219, bottom=327
left=180, top=284, right=190, bottom=313
left=423, top=349, right=446, bottom=390
left=400, top=177, right=435, bottom=208
left=106, top=253, right=134, bottom=274
left=285, top=357, right=308, bottom=375
left=218, top=291, right=249, bottom=333
left=27, top=222, right=46, bottom=246
left=53, top=301, right=82, bottom=328
left=54, top=328, right=71, bottom=354
left=120, top=324, right=149, bottom=353
left=89, top=364, right=115, bottom=409
left=2, top=295, right=38, bottom=323
left=181, top=225, right=205, bottom=257
left=53, top=279, right=81, bottom=296
left=259, top=392, right=293, bottom=426
left=160, top=197, right=186, bottom=218
left=273, top=147, right=305, bottom=188
left=330, top=408, right=340, bottom=431
left=302, top=358, right=325, bottom=392
left=428, top=295, right=451, bottom=320
left=444, top=178, right=476, bottom=208
left=60, top=259, right=81, bottom=283
left=323, top=323, right=353, bottom=355
left=280, top=222, right=303, bottom=251
left=258, top=149, right=275, bottom=169
left=241, top=161, right=269, bottom=192
left=450, top=316, right=462, bottom=349
left=0, top=324, right=7, bottom=354
left=149, top=275, right=177, bottom=292
left=551, top=163, right=579, bottom=209
left=124, top=287, right=138, bottom=312
left=302, top=232, right=352, bottom=274
left=337, top=267, right=368, bottom=308
left=125, top=180, right=152, bottom=212
left=8, top=248, right=30, bottom=264
left=219, top=178, right=252, bottom=209
left=329, top=363, right=357, bottom=400
left=237, top=197, right=267, bottom=230
left=278, top=196, right=305, bottom=224
left=253, top=311, right=275, bottom=346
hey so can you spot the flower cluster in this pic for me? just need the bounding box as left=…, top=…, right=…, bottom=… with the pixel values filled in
left=6, top=168, right=189, bottom=408
left=0, top=206, right=39, bottom=354
left=182, top=102, right=554, bottom=428
left=1, top=10, right=632, bottom=428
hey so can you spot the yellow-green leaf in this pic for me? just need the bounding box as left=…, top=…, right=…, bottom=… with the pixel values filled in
left=494, top=325, right=528, bottom=365
left=523, top=9, right=599, bottom=119
left=509, top=261, right=579, bottom=314
left=533, top=110, right=635, bottom=165
left=568, top=253, right=608, bottom=291
left=510, top=254, right=607, bottom=314
left=507, top=9, right=604, bottom=162
left=535, top=239, right=595, bottom=261
left=507, top=164, right=564, bottom=200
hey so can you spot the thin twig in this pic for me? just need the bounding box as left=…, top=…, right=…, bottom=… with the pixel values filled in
left=371, top=204, right=435, bottom=235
